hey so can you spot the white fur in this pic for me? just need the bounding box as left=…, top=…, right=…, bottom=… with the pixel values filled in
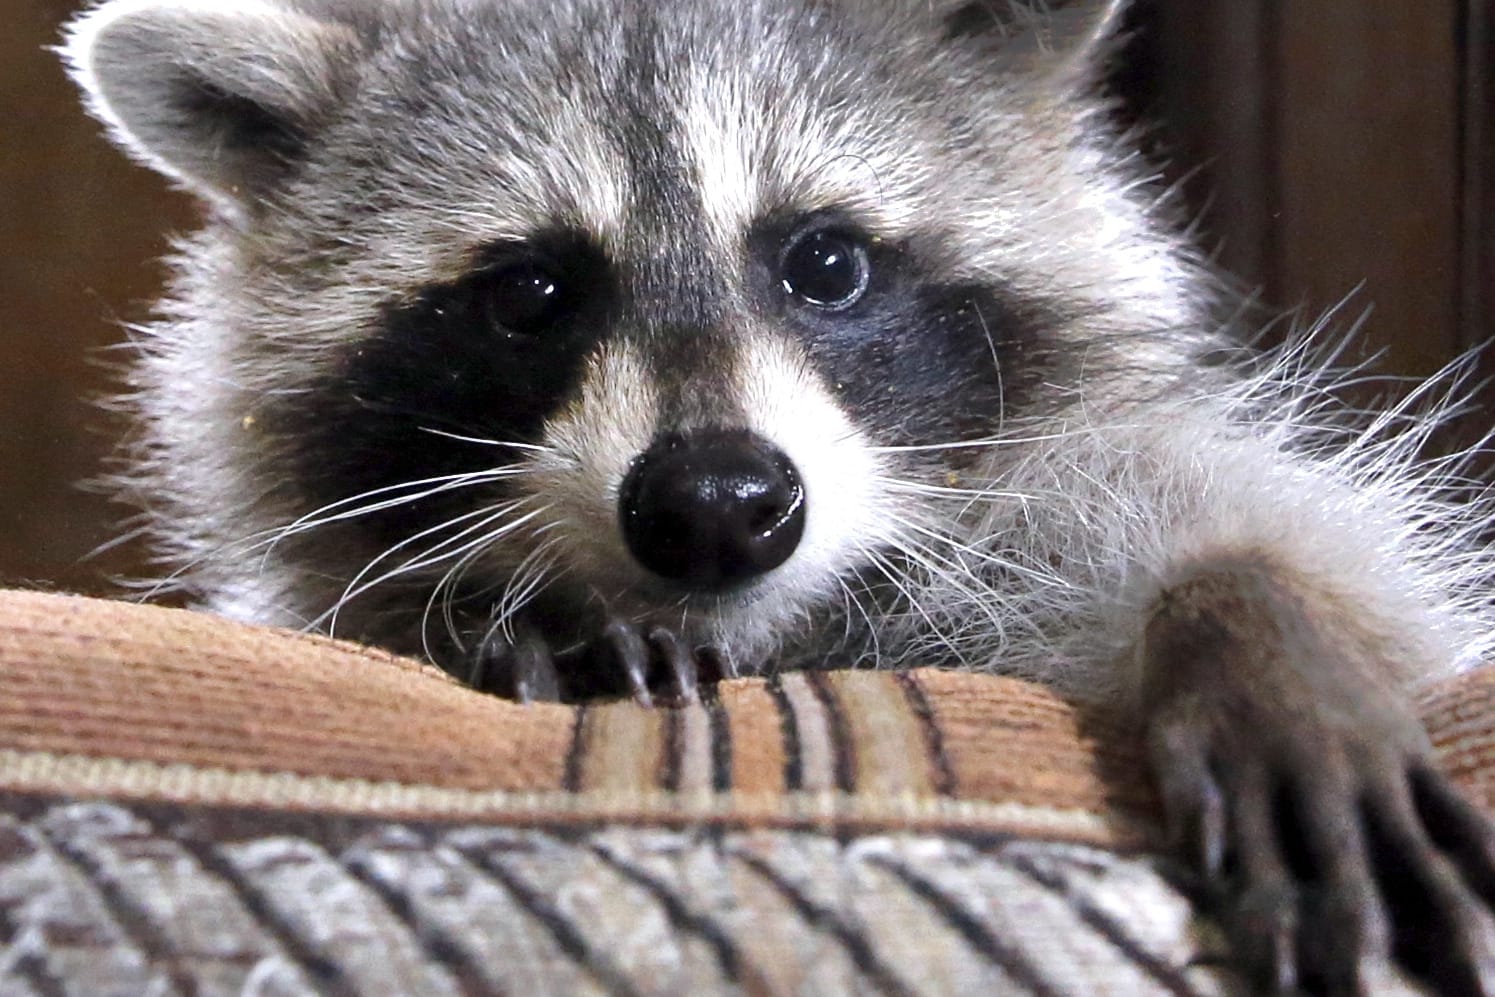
left=61, top=0, right=357, bottom=210
left=867, top=339, right=1495, bottom=703
left=59, top=0, right=1495, bottom=701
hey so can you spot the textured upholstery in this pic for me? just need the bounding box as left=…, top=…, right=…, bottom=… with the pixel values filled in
left=1, top=588, right=1489, bottom=994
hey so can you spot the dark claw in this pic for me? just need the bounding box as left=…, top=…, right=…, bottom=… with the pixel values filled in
left=466, top=646, right=489, bottom=690
left=513, top=635, right=561, bottom=703
left=696, top=645, right=736, bottom=685
left=648, top=626, right=699, bottom=702
left=1291, top=771, right=1381, bottom=992
left=472, top=617, right=724, bottom=706
left=1230, top=882, right=1298, bottom=994
left=470, top=629, right=561, bottom=703
left=1410, top=764, right=1495, bottom=906
left=1224, top=768, right=1300, bottom=993
left=1288, top=773, right=1387, bottom=994
left=602, top=619, right=653, bottom=707
left=1147, top=717, right=1226, bottom=877
left=1362, top=772, right=1495, bottom=995
left=1263, top=768, right=1393, bottom=995
left=1297, top=881, right=1377, bottom=997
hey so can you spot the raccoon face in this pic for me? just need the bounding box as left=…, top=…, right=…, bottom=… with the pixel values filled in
left=66, top=0, right=1192, bottom=682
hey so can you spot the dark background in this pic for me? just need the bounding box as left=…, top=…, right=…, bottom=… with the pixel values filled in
left=1, top=0, right=1490, bottom=594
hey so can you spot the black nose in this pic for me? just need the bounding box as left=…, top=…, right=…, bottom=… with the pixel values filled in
left=619, top=429, right=806, bottom=591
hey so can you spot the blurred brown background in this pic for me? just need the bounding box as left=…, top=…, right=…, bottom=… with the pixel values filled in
left=1, top=0, right=1491, bottom=594
left=3, top=0, right=196, bottom=593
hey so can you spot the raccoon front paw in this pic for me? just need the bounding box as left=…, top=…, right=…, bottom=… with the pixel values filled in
left=589, top=619, right=706, bottom=707
left=468, top=627, right=562, bottom=703
left=469, top=619, right=723, bottom=705
left=1149, top=704, right=1495, bottom=994
left=1141, top=561, right=1495, bottom=994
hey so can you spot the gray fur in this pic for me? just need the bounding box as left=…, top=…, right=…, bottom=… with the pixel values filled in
left=61, top=0, right=1492, bottom=697
left=65, top=4, right=1495, bottom=983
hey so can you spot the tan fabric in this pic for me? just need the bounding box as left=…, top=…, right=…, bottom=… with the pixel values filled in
left=1, top=796, right=1263, bottom=997
left=0, top=587, right=1479, bottom=995
left=0, top=588, right=1159, bottom=843
left=1, top=588, right=1492, bottom=841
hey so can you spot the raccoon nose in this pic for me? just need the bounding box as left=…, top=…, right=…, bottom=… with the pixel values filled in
left=619, top=429, right=806, bottom=591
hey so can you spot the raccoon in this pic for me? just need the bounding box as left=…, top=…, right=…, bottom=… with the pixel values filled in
left=63, top=0, right=1495, bottom=990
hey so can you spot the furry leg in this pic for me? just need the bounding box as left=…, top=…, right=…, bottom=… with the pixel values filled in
left=1139, top=552, right=1495, bottom=993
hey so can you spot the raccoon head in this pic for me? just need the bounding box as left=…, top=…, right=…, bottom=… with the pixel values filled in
left=64, top=0, right=1205, bottom=690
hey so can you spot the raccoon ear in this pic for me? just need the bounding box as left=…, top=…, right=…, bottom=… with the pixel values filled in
left=60, top=0, right=359, bottom=211
left=942, top=0, right=1128, bottom=86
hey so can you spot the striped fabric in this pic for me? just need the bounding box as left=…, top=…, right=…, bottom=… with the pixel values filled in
left=0, top=795, right=1245, bottom=996
left=0, top=588, right=1484, bottom=994
left=0, top=590, right=1158, bottom=843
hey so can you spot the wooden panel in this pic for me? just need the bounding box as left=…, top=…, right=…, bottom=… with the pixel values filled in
left=0, top=0, right=194, bottom=591
left=1141, top=0, right=1470, bottom=382
left=1464, top=0, right=1495, bottom=356
left=1146, top=2, right=1275, bottom=292
left=1274, top=1, right=1462, bottom=377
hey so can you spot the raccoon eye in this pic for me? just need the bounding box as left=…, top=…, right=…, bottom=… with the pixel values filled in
left=779, top=230, right=870, bottom=309
left=479, top=261, right=563, bottom=335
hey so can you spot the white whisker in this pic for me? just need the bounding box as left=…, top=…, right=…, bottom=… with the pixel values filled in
left=320, top=502, right=551, bottom=636
left=417, top=428, right=560, bottom=454
left=492, top=537, right=569, bottom=642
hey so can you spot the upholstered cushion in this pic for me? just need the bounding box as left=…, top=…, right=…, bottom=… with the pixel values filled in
left=1, top=588, right=1488, bottom=994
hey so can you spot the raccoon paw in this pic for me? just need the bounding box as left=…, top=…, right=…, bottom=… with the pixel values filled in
left=1149, top=705, right=1495, bottom=995
left=468, top=628, right=562, bottom=703
left=591, top=619, right=711, bottom=707
left=1141, top=561, right=1495, bottom=993
left=469, top=620, right=723, bottom=706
